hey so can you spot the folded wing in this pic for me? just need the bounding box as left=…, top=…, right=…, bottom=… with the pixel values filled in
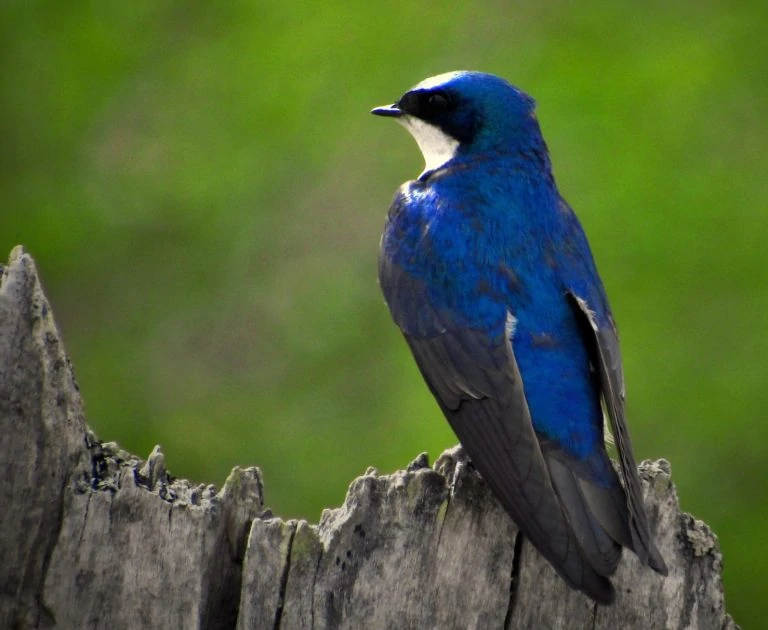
left=380, top=257, right=617, bottom=603
left=567, top=292, right=668, bottom=575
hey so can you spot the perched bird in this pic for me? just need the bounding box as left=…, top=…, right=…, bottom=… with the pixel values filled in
left=372, top=71, right=667, bottom=604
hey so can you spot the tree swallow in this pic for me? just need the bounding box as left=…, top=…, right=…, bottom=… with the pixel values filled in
left=372, top=71, right=667, bottom=604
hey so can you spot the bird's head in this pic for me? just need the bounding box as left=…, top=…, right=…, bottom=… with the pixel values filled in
left=372, top=71, right=541, bottom=174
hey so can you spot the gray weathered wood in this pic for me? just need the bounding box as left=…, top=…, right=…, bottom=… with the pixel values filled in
left=0, top=247, right=737, bottom=629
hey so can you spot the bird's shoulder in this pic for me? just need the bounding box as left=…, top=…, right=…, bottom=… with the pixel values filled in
left=380, top=177, right=474, bottom=270
left=379, top=177, right=516, bottom=337
left=384, top=179, right=433, bottom=230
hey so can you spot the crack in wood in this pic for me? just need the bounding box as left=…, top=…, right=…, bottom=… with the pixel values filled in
left=273, top=523, right=297, bottom=630
left=504, top=530, right=525, bottom=629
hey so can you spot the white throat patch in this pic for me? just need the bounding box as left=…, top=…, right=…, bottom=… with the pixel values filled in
left=397, top=115, right=459, bottom=174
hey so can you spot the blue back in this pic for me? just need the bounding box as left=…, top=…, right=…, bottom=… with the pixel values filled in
left=382, top=141, right=609, bottom=463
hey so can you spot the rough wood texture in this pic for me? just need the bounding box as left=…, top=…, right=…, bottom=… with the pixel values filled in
left=0, top=247, right=737, bottom=630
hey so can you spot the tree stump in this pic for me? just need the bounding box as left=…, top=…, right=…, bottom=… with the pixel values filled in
left=0, top=247, right=737, bottom=629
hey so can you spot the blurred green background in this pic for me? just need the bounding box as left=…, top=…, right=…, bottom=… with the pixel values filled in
left=2, top=1, right=765, bottom=624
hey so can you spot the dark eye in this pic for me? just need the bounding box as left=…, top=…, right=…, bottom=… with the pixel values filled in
left=426, top=92, right=450, bottom=113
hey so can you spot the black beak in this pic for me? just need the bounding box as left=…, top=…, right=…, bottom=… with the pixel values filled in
left=371, top=104, right=403, bottom=118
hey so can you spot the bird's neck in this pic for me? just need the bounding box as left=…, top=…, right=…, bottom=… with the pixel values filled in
left=422, top=139, right=554, bottom=185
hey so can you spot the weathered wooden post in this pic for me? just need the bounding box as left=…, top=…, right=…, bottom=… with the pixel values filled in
left=0, top=248, right=736, bottom=629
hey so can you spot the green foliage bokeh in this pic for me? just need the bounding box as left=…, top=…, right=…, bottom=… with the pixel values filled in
left=2, top=1, right=765, bottom=624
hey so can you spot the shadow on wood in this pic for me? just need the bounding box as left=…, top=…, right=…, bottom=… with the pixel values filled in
left=0, top=248, right=737, bottom=629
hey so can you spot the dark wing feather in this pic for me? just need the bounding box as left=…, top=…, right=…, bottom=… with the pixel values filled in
left=542, top=449, right=624, bottom=577
left=568, top=292, right=668, bottom=575
left=405, top=330, right=615, bottom=603
left=380, top=257, right=615, bottom=603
